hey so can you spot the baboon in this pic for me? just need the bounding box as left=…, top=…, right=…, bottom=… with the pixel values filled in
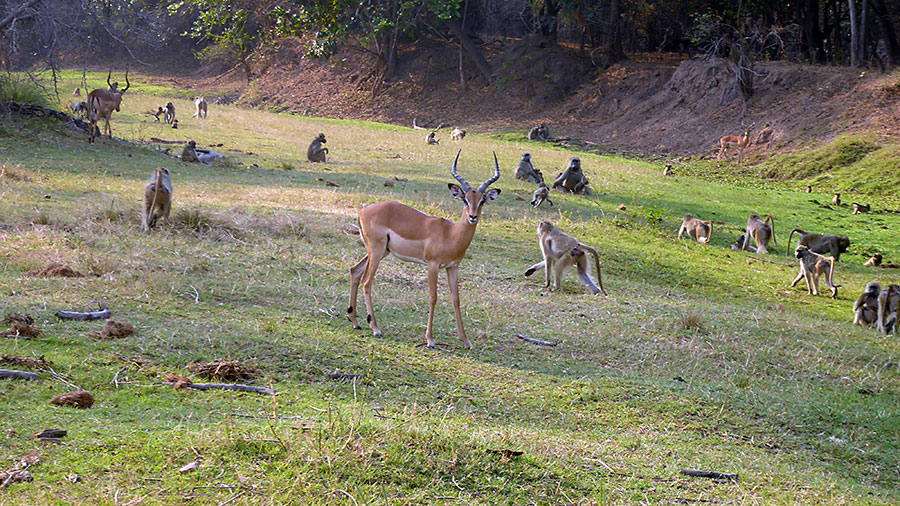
left=514, top=153, right=544, bottom=184
left=865, top=253, right=883, bottom=266
left=524, top=221, right=608, bottom=295
left=663, top=163, right=672, bottom=176
left=531, top=183, right=552, bottom=208
left=552, top=157, right=591, bottom=194
left=854, top=281, right=881, bottom=326
left=142, top=167, right=172, bottom=233
left=790, top=245, right=838, bottom=298
left=787, top=229, right=850, bottom=261
left=171, top=119, right=178, bottom=129
left=425, top=131, right=440, bottom=145
left=832, top=193, right=841, bottom=206
left=69, top=101, right=88, bottom=119
left=806, top=185, right=812, bottom=193
left=877, top=284, right=900, bottom=334
left=73, top=87, right=81, bottom=97
left=450, top=127, right=466, bottom=141
left=717, top=124, right=753, bottom=165
left=678, top=214, right=713, bottom=244
left=192, top=97, right=207, bottom=119
left=528, top=123, right=550, bottom=141
left=731, top=234, right=757, bottom=252
left=307, top=133, right=328, bottom=162
left=347, top=151, right=501, bottom=349
left=153, top=106, right=165, bottom=122
left=164, top=102, right=175, bottom=124
left=853, top=203, right=870, bottom=215
left=741, top=214, right=776, bottom=254
left=181, top=140, right=200, bottom=163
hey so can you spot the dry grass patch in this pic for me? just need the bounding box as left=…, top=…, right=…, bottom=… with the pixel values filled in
left=188, top=360, right=256, bottom=381
left=25, top=262, right=85, bottom=278
left=89, top=320, right=136, bottom=340
left=0, top=355, right=51, bottom=369
left=0, top=164, right=32, bottom=182
left=3, top=313, right=42, bottom=338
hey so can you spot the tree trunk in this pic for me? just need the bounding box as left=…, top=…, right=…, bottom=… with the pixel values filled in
left=608, top=0, right=626, bottom=63
left=860, top=0, right=868, bottom=65
left=802, top=0, right=825, bottom=63
left=448, top=18, right=492, bottom=85
left=871, top=0, right=900, bottom=64
left=538, top=0, right=558, bottom=40
left=849, top=0, right=861, bottom=66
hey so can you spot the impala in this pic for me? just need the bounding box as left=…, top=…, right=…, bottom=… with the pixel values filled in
left=348, top=151, right=501, bottom=348
left=717, top=123, right=754, bottom=165
left=87, top=70, right=130, bottom=143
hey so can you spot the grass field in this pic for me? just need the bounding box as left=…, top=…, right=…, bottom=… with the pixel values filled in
left=1, top=72, right=900, bottom=504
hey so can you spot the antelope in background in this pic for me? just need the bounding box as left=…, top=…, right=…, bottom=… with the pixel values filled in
left=87, top=69, right=130, bottom=143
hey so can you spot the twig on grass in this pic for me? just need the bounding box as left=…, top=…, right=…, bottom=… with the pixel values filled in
left=112, top=367, right=126, bottom=388
left=46, top=367, right=82, bottom=390
left=680, top=469, right=739, bottom=481
left=161, top=382, right=277, bottom=395
left=55, top=308, right=111, bottom=321
left=516, top=334, right=558, bottom=346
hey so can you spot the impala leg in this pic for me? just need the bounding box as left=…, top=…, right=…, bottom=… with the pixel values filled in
left=424, top=264, right=439, bottom=348
left=447, top=266, right=471, bottom=349
left=361, top=242, right=387, bottom=337
left=347, top=255, right=369, bottom=330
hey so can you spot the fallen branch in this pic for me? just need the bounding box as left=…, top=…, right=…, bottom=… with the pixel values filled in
left=149, top=137, right=184, bottom=144
left=0, top=369, right=39, bottom=380
left=515, top=334, right=557, bottom=346
left=162, top=382, right=276, bottom=395
left=55, top=309, right=111, bottom=321
left=680, top=469, right=739, bottom=481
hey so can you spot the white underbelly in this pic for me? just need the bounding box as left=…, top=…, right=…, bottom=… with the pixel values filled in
left=390, top=251, right=427, bottom=265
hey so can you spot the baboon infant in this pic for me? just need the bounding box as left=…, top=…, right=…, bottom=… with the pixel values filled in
left=531, top=184, right=552, bottom=208
left=524, top=221, right=607, bottom=295
left=678, top=214, right=712, bottom=244
left=513, top=153, right=543, bottom=184
left=790, top=245, right=837, bottom=298
left=307, top=133, right=328, bottom=162
left=142, top=167, right=172, bottom=233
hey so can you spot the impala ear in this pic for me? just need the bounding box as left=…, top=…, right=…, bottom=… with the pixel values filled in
left=484, top=188, right=501, bottom=201
left=448, top=183, right=465, bottom=199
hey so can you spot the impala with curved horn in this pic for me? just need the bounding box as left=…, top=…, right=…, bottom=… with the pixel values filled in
left=348, top=151, right=501, bottom=348
left=87, top=69, right=130, bottom=143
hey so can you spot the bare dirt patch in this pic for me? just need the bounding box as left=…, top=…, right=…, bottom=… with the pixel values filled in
left=89, top=320, right=136, bottom=340
left=25, top=263, right=85, bottom=278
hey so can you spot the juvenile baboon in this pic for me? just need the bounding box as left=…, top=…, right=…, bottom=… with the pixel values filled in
left=171, top=119, right=178, bottom=129
left=731, top=234, right=757, bottom=252
left=528, top=123, right=550, bottom=141
left=854, top=281, right=881, bottom=326
left=790, top=245, right=838, bottom=298
left=877, top=284, right=900, bottom=334
left=425, top=131, right=440, bottom=145
left=741, top=214, right=777, bottom=254
left=192, top=97, right=207, bottom=119
left=514, top=153, right=544, bottom=184
left=832, top=193, right=841, bottom=206
left=181, top=140, right=200, bottom=163
left=450, top=127, right=466, bottom=141
left=73, top=87, right=81, bottom=97
left=524, top=221, right=608, bottom=295
left=552, top=157, right=591, bottom=194
left=717, top=124, right=753, bottom=165
left=142, top=167, right=172, bottom=233
left=678, top=214, right=713, bottom=244
left=663, top=163, right=672, bottom=176
left=787, top=229, right=850, bottom=261
left=69, top=101, right=88, bottom=119
left=853, top=203, right=870, bottom=215
left=531, top=183, right=552, bottom=208
left=307, top=133, right=328, bottom=162
left=153, top=106, right=165, bottom=122
left=164, top=102, right=175, bottom=124
left=865, top=253, right=883, bottom=266
left=806, top=185, right=812, bottom=193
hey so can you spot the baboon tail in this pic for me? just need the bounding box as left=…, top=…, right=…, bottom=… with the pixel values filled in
left=787, top=228, right=803, bottom=256
left=581, top=244, right=608, bottom=296
left=767, top=215, right=777, bottom=246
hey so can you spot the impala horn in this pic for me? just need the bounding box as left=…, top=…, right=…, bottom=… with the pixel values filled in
left=476, top=152, right=500, bottom=193
left=120, top=68, right=130, bottom=93
left=450, top=149, right=471, bottom=192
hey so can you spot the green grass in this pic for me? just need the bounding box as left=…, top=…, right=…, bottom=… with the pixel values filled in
left=1, top=73, right=900, bottom=504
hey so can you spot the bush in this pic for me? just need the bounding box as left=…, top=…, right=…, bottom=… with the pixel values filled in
left=0, top=78, right=51, bottom=107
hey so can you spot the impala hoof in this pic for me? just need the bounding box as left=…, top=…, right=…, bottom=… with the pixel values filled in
left=354, top=325, right=362, bottom=330
left=373, top=330, right=382, bottom=338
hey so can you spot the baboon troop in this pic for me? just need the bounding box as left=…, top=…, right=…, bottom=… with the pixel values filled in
left=528, top=123, right=550, bottom=141
left=425, top=131, right=439, bottom=145
left=513, top=153, right=544, bottom=184
left=552, top=157, right=591, bottom=194
left=741, top=214, right=776, bottom=254
left=524, top=221, right=607, bottom=295
left=142, top=167, right=172, bottom=233
left=678, top=214, right=712, bottom=244
left=347, top=151, right=500, bottom=348
left=164, top=102, right=176, bottom=124
left=307, top=133, right=328, bottom=162
left=787, top=229, right=850, bottom=261
left=791, top=245, right=838, bottom=298
left=450, top=127, right=466, bottom=141
left=853, top=203, right=870, bottom=214
left=192, top=97, right=208, bottom=119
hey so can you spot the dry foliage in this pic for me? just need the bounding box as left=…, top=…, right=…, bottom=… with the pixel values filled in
left=49, top=390, right=94, bottom=409
left=679, top=312, right=703, bottom=332
left=188, top=360, right=256, bottom=381
left=0, top=355, right=51, bottom=369
left=4, top=313, right=33, bottom=326
left=0, top=165, right=32, bottom=182
left=89, top=320, right=136, bottom=340
left=3, top=318, right=42, bottom=338
left=25, top=263, right=85, bottom=278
